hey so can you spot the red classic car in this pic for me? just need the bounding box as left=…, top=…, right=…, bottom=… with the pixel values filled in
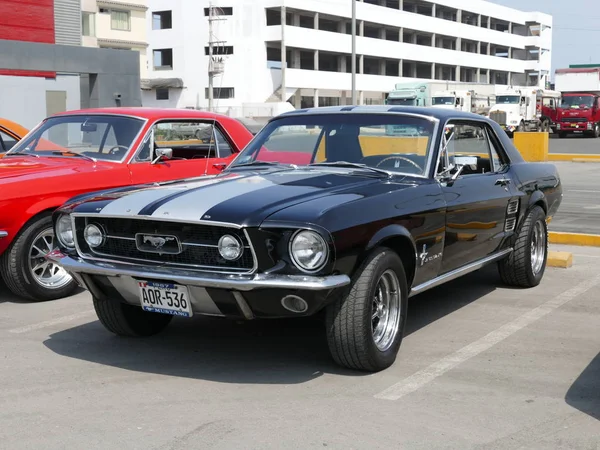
left=0, top=107, right=255, bottom=302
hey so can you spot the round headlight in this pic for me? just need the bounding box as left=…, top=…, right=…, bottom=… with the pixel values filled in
left=84, top=224, right=105, bottom=248
left=56, top=214, right=74, bottom=248
left=218, top=234, right=243, bottom=261
left=290, top=230, right=328, bottom=272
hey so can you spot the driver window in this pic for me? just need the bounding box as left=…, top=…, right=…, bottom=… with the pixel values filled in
left=438, top=121, right=498, bottom=176
left=136, top=120, right=226, bottom=162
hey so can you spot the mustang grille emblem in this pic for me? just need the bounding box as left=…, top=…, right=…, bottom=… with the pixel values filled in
left=143, top=235, right=174, bottom=250
left=135, top=233, right=181, bottom=254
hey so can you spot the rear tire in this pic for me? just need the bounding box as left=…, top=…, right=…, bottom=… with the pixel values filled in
left=0, top=213, right=77, bottom=301
left=325, top=247, right=408, bottom=372
left=93, top=296, right=173, bottom=337
left=498, top=206, right=548, bottom=288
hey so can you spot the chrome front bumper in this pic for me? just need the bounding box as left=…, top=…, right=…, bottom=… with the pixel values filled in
left=46, top=250, right=351, bottom=292
left=0, top=231, right=7, bottom=238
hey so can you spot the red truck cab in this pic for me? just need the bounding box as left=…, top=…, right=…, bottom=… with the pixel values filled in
left=555, top=92, right=600, bottom=138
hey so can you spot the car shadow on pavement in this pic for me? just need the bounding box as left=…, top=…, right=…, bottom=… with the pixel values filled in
left=0, top=278, right=85, bottom=304
left=565, top=352, right=600, bottom=421
left=42, top=265, right=505, bottom=383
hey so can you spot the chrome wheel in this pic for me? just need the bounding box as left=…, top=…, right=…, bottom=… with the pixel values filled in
left=28, top=227, right=72, bottom=289
left=530, top=220, right=546, bottom=275
left=371, top=269, right=402, bottom=352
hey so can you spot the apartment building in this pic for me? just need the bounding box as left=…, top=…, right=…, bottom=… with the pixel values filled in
left=142, top=0, right=552, bottom=114
left=81, top=0, right=149, bottom=78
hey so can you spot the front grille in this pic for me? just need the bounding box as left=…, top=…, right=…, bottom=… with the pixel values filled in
left=489, top=111, right=507, bottom=125
left=561, top=117, right=586, bottom=123
left=73, top=216, right=256, bottom=273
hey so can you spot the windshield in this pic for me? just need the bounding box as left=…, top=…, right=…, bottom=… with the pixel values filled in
left=386, top=98, right=416, bottom=106
left=560, top=95, right=595, bottom=109
left=7, top=114, right=145, bottom=161
left=226, top=113, right=436, bottom=177
left=496, top=95, right=520, bottom=104
left=432, top=96, right=455, bottom=106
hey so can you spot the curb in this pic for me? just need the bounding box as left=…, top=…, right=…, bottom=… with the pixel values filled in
left=547, top=251, right=573, bottom=269
left=548, top=153, right=600, bottom=162
left=549, top=231, right=600, bottom=247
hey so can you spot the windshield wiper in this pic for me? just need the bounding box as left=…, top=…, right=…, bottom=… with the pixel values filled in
left=51, top=151, right=97, bottom=163
left=4, top=152, right=39, bottom=158
left=230, top=160, right=297, bottom=169
left=308, top=161, right=391, bottom=177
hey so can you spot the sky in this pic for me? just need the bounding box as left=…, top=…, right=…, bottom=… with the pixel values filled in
left=493, top=0, right=599, bottom=76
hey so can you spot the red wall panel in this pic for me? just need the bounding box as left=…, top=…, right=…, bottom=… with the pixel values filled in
left=0, top=0, right=56, bottom=78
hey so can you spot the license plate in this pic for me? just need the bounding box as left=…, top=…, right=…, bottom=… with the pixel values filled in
left=137, top=280, right=193, bottom=317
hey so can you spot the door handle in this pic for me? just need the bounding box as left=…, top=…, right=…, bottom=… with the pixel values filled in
left=495, top=177, right=511, bottom=186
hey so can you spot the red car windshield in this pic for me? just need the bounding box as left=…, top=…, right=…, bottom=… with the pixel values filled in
left=6, top=114, right=145, bottom=162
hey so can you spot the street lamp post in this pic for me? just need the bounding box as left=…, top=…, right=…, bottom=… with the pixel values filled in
left=351, top=0, right=357, bottom=105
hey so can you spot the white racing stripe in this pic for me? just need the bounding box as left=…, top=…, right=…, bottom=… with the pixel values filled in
left=8, top=310, right=96, bottom=334
left=150, top=175, right=277, bottom=221
left=374, top=274, right=600, bottom=401
left=98, top=175, right=235, bottom=216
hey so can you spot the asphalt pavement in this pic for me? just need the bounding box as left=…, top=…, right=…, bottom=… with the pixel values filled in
left=549, top=133, right=600, bottom=154
left=548, top=161, right=600, bottom=235
left=0, top=244, right=598, bottom=449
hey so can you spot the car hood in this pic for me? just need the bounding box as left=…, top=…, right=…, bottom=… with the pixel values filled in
left=0, top=155, right=109, bottom=181
left=70, top=168, right=417, bottom=227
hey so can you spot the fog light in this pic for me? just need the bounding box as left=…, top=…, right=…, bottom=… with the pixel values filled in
left=281, top=295, right=309, bottom=313
left=84, top=224, right=105, bottom=248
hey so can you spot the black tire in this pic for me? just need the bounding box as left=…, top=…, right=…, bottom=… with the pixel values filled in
left=498, top=205, right=548, bottom=288
left=93, top=295, right=173, bottom=337
left=325, top=247, right=408, bottom=372
left=0, top=213, right=78, bottom=301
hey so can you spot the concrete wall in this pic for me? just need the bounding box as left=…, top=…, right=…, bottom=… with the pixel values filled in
left=0, top=74, right=81, bottom=129
left=0, top=39, right=142, bottom=108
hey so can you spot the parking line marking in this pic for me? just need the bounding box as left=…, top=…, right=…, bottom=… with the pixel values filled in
left=569, top=190, right=600, bottom=193
left=8, top=310, right=96, bottom=334
left=374, top=274, right=600, bottom=401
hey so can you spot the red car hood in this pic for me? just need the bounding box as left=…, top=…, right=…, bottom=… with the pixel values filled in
left=0, top=156, right=113, bottom=182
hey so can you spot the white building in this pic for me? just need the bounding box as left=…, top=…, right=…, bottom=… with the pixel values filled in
left=142, top=0, right=552, bottom=116
left=81, top=0, right=149, bottom=78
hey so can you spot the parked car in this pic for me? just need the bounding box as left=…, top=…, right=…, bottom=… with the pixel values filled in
left=0, top=118, right=30, bottom=155
left=48, top=105, right=563, bottom=372
left=0, top=107, right=254, bottom=301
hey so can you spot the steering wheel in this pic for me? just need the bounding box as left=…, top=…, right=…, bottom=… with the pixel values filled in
left=375, top=155, right=423, bottom=172
left=107, top=145, right=129, bottom=156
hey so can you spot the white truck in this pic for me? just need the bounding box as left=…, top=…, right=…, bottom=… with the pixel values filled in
left=487, top=86, right=561, bottom=134
left=431, top=89, right=496, bottom=115
left=387, top=81, right=496, bottom=114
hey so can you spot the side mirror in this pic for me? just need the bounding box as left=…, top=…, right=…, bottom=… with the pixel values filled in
left=212, top=162, right=227, bottom=172
left=438, top=156, right=478, bottom=185
left=151, top=147, right=173, bottom=164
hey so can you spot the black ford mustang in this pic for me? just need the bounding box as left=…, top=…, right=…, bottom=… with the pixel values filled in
left=48, top=105, right=562, bottom=372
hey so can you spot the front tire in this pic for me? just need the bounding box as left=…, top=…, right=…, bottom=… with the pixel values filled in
left=325, top=247, right=408, bottom=372
left=93, top=296, right=173, bottom=337
left=498, top=205, right=548, bottom=288
left=0, top=213, right=78, bottom=301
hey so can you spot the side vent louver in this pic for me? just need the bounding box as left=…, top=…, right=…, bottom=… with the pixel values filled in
left=507, top=199, right=519, bottom=215
left=505, top=217, right=517, bottom=232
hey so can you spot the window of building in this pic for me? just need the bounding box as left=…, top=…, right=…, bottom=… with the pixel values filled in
left=204, top=87, right=235, bottom=99
left=152, top=10, right=172, bottom=29
left=204, top=46, right=233, bottom=56
left=153, top=49, right=173, bottom=69
left=156, top=88, right=169, bottom=100
left=204, top=7, right=232, bottom=16
left=99, top=8, right=130, bottom=31
left=82, top=12, right=96, bottom=37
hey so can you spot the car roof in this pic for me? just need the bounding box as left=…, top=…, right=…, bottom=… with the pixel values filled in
left=50, top=107, right=235, bottom=122
left=278, top=105, right=491, bottom=122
